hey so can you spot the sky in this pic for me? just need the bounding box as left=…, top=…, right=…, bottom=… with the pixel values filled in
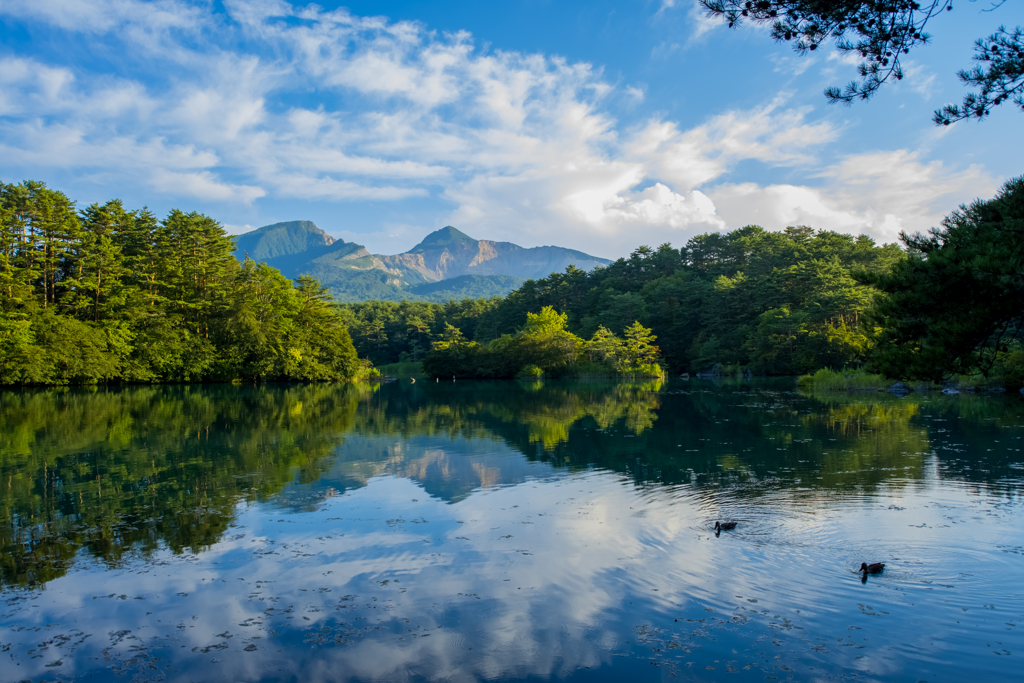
left=0, top=0, right=1019, bottom=259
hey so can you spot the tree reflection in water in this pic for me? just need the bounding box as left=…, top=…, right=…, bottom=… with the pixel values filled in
left=2, top=379, right=1023, bottom=587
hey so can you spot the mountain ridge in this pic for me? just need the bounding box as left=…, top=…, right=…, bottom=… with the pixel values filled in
left=233, top=222, right=610, bottom=302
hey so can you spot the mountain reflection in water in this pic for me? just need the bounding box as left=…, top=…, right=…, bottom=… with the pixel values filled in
left=1, top=380, right=1023, bottom=682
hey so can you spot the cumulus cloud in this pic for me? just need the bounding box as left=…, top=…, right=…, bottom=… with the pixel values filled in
left=0, top=0, right=999, bottom=252
left=710, top=150, right=998, bottom=242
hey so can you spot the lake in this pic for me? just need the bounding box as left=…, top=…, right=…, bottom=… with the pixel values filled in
left=1, top=379, right=1022, bottom=682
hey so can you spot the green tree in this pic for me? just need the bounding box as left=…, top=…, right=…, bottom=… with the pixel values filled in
left=286, top=276, right=360, bottom=380
left=517, top=306, right=583, bottom=375
left=619, top=321, right=662, bottom=374
left=584, top=325, right=623, bottom=365
left=862, top=175, right=1024, bottom=382
left=423, top=324, right=483, bottom=378
left=0, top=180, right=367, bottom=386
left=68, top=201, right=132, bottom=322
left=745, top=307, right=811, bottom=375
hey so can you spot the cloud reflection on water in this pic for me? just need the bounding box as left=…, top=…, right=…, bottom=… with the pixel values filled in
left=2, top=382, right=1024, bottom=681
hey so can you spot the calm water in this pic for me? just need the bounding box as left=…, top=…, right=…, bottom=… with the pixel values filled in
left=2, top=379, right=1023, bottom=682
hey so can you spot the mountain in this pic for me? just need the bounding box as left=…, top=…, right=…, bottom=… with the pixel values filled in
left=234, top=221, right=372, bottom=277
left=235, top=220, right=335, bottom=261
left=233, top=222, right=610, bottom=302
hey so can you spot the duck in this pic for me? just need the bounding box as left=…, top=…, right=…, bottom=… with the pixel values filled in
left=714, top=521, right=737, bottom=532
left=860, top=562, right=885, bottom=574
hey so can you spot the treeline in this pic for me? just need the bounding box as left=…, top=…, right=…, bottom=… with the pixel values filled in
left=472, top=226, right=903, bottom=375
left=344, top=225, right=904, bottom=376
left=346, top=176, right=1024, bottom=384
left=339, top=294, right=665, bottom=379
left=864, top=176, right=1024, bottom=386
left=0, top=181, right=360, bottom=385
left=338, top=298, right=502, bottom=365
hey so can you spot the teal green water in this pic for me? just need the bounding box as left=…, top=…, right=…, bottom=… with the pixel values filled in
left=1, top=379, right=1022, bottom=682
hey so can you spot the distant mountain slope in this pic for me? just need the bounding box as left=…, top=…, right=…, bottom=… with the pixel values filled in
left=232, top=222, right=610, bottom=302
left=235, top=220, right=335, bottom=261
left=377, top=226, right=610, bottom=284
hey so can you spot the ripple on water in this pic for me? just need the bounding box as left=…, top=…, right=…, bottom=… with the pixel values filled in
left=3, top=380, right=1024, bottom=683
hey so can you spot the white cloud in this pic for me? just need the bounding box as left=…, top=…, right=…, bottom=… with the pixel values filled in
left=899, top=61, right=940, bottom=98
left=629, top=95, right=839, bottom=190
left=606, top=183, right=721, bottom=229
left=684, top=1, right=722, bottom=46
left=648, top=0, right=721, bottom=59
left=623, top=85, right=645, bottom=103
left=827, top=49, right=864, bottom=68
left=270, top=175, right=427, bottom=201
left=771, top=52, right=818, bottom=77
left=0, top=0, right=204, bottom=34
left=0, top=0, right=628, bottom=212
left=443, top=160, right=726, bottom=257
left=710, top=150, right=998, bottom=242
left=222, top=222, right=257, bottom=235
left=0, top=0, right=1000, bottom=253
left=150, top=169, right=266, bottom=202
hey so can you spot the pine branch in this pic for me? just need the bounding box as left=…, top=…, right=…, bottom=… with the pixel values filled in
left=934, top=26, right=1024, bottom=124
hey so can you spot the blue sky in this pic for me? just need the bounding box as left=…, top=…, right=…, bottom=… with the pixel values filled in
left=0, top=0, right=1019, bottom=258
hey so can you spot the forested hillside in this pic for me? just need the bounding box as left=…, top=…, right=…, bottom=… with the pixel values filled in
left=344, top=226, right=905, bottom=375
left=0, top=181, right=361, bottom=385
left=479, top=227, right=905, bottom=374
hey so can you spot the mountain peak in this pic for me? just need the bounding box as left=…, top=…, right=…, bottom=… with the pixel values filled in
left=233, top=221, right=338, bottom=261
left=235, top=218, right=611, bottom=302
left=410, top=226, right=475, bottom=252
left=248, top=220, right=333, bottom=240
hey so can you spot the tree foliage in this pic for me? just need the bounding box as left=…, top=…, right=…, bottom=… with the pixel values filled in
left=861, top=175, right=1024, bottom=381
left=462, top=227, right=899, bottom=375
left=934, top=25, right=1024, bottom=124
left=337, top=298, right=504, bottom=366
left=701, top=0, right=1022, bottom=122
left=0, top=180, right=361, bottom=385
left=322, top=226, right=904, bottom=379
left=423, top=306, right=664, bottom=379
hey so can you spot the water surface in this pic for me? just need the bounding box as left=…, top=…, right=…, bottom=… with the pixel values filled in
left=2, top=380, right=1022, bottom=682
